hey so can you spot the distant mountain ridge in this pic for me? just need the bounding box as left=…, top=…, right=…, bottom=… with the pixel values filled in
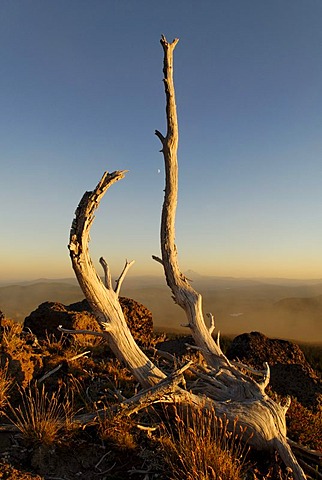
left=0, top=281, right=83, bottom=322
left=0, top=275, right=322, bottom=343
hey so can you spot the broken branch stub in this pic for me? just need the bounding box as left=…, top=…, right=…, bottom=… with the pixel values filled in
left=66, top=37, right=307, bottom=479
left=68, top=170, right=165, bottom=388
left=153, top=36, right=306, bottom=479
left=155, top=37, right=230, bottom=369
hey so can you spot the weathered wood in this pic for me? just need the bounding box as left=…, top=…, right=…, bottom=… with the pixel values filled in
left=68, top=171, right=166, bottom=389
left=155, top=36, right=230, bottom=370
left=114, top=259, right=135, bottom=296
left=99, top=256, right=112, bottom=290
left=38, top=350, right=90, bottom=383
left=74, top=361, right=195, bottom=425
left=65, top=36, right=307, bottom=479
left=154, top=35, right=306, bottom=479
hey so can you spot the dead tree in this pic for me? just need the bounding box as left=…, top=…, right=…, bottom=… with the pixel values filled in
left=63, top=36, right=308, bottom=479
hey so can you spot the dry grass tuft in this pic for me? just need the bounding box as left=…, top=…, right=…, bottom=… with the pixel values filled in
left=159, top=403, right=250, bottom=480
left=97, top=405, right=137, bottom=450
left=8, top=383, right=78, bottom=447
left=0, top=360, right=12, bottom=411
left=286, top=397, right=322, bottom=451
left=0, top=317, right=23, bottom=349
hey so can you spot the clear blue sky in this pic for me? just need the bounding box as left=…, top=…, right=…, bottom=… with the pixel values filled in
left=1, top=0, right=322, bottom=282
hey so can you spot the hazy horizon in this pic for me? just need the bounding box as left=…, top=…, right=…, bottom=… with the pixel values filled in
left=2, top=271, right=322, bottom=287
left=1, top=274, right=322, bottom=343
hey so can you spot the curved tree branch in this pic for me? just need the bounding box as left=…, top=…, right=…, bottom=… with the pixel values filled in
left=68, top=170, right=165, bottom=388
left=65, top=37, right=307, bottom=479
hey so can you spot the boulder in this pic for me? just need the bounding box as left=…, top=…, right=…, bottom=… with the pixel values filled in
left=226, top=331, right=322, bottom=408
left=118, top=296, right=153, bottom=345
left=23, top=297, right=153, bottom=345
left=23, top=300, right=99, bottom=339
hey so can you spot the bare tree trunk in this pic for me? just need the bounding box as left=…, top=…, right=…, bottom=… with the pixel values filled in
left=153, top=36, right=306, bottom=479
left=65, top=36, right=307, bottom=479
left=67, top=171, right=165, bottom=388
left=155, top=36, right=227, bottom=369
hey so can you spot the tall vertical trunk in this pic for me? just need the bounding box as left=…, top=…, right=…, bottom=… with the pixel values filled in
left=66, top=36, right=307, bottom=479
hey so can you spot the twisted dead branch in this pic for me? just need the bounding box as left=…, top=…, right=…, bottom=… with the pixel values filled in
left=62, top=36, right=309, bottom=479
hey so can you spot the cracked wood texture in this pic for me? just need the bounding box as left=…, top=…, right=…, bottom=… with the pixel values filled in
left=68, top=171, right=165, bottom=388
left=154, top=35, right=306, bottom=479
left=68, top=36, right=306, bottom=479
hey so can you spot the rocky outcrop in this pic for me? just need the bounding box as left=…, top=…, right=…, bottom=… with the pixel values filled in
left=23, top=297, right=153, bottom=345
left=0, top=318, right=43, bottom=391
left=156, top=335, right=195, bottom=357
left=118, top=297, right=153, bottom=345
left=23, top=300, right=99, bottom=342
left=226, top=331, right=322, bottom=408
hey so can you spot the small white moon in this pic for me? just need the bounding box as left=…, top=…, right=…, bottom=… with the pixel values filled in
left=157, top=169, right=161, bottom=174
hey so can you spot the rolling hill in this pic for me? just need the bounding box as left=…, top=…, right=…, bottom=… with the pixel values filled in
left=0, top=275, right=322, bottom=343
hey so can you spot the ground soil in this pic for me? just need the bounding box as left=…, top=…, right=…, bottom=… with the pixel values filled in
left=0, top=320, right=321, bottom=479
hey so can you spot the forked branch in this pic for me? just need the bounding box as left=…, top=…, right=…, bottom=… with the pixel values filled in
left=99, top=256, right=135, bottom=295
left=68, top=170, right=165, bottom=388
left=64, top=36, right=307, bottom=479
left=155, top=37, right=232, bottom=368
left=115, top=259, right=135, bottom=295
left=154, top=36, right=306, bottom=479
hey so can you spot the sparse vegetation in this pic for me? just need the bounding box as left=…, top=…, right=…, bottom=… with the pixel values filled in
left=0, top=315, right=321, bottom=479
left=0, top=317, right=23, bottom=349
left=0, top=360, right=12, bottom=412
left=286, top=397, right=322, bottom=451
left=158, top=403, right=250, bottom=480
left=8, top=383, right=77, bottom=447
left=300, top=343, right=322, bottom=376
left=0, top=299, right=321, bottom=479
left=97, top=405, right=137, bottom=450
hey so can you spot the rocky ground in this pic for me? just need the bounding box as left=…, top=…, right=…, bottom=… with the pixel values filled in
left=0, top=302, right=321, bottom=479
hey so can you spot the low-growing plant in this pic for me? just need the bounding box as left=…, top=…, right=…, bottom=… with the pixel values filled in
left=41, top=332, right=69, bottom=355
left=0, top=360, right=12, bottom=411
left=251, top=454, right=295, bottom=479
left=0, top=317, right=23, bottom=349
left=299, top=343, right=322, bottom=376
left=103, top=358, right=136, bottom=399
left=286, top=397, right=322, bottom=451
left=97, top=404, right=137, bottom=450
left=8, top=382, right=78, bottom=447
left=158, top=403, right=251, bottom=480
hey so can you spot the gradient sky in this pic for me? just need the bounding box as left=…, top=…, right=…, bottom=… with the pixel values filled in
left=1, top=0, right=322, bottom=282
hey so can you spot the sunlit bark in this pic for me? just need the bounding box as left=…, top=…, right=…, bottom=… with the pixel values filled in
left=66, top=36, right=306, bottom=479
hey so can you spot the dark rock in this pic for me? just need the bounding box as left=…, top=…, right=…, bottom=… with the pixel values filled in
left=23, top=300, right=100, bottom=341
left=23, top=297, right=153, bottom=345
left=118, top=296, right=153, bottom=345
left=226, top=331, right=322, bottom=408
left=226, top=331, right=311, bottom=369
left=156, top=335, right=195, bottom=357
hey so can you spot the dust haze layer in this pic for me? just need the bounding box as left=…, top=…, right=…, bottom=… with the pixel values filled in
left=0, top=273, right=322, bottom=343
